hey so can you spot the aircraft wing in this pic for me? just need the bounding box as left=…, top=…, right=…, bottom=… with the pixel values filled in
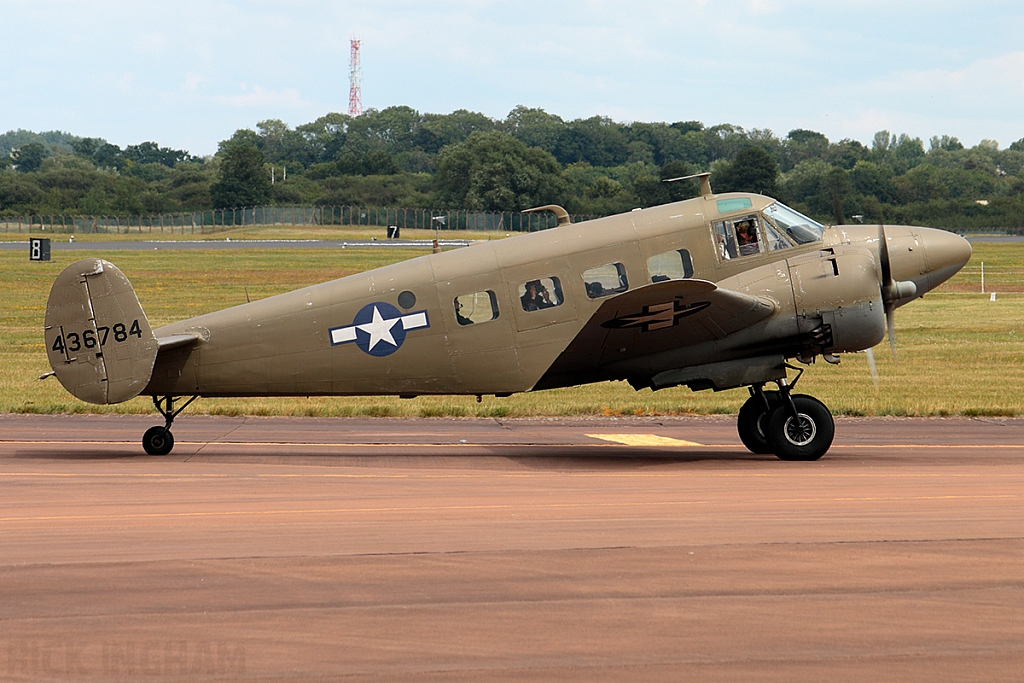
left=535, top=279, right=777, bottom=387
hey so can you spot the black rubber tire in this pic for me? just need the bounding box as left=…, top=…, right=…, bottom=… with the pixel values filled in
left=143, top=426, right=174, bottom=456
left=737, top=391, right=782, bottom=454
left=766, top=394, right=834, bottom=461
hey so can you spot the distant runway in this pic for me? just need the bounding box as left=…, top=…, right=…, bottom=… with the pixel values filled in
left=0, top=238, right=472, bottom=251
left=2, top=414, right=1023, bottom=681
left=3, top=233, right=1021, bottom=252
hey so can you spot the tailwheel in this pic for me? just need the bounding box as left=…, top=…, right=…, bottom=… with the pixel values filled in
left=143, top=395, right=197, bottom=456
left=143, top=426, right=174, bottom=456
left=766, top=393, right=834, bottom=461
left=737, top=387, right=781, bottom=454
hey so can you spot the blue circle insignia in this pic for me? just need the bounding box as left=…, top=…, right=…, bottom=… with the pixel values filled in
left=352, top=302, right=407, bottom=357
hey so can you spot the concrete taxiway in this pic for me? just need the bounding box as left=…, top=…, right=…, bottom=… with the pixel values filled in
left=1, top=414, right=1023, bottom=681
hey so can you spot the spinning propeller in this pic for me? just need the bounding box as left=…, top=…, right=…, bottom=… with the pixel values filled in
left=866, top=225, right=918, bottom=387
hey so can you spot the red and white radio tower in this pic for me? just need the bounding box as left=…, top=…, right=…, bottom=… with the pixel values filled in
left=348, top=38, right=363, bottom=117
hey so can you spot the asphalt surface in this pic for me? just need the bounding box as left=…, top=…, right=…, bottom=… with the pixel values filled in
left=2, top=414, right=1023, bottom=682
left=0, top=238, right=471, bottom=251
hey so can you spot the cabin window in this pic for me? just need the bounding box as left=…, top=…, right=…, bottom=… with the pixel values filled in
left=713, top=215, right=763, bottom=260
left=519, top=277, right=564, bottom=312
left=762, top=202, right=825, bottom=244
left=582, top=262, right=628, bottom=298
left=648, top=249, right=694, bottom=282
left=454, top=291, right=499, bottom=325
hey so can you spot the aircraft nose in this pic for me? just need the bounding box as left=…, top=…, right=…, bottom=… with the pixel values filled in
left=919, top=227, right=972, bottom=293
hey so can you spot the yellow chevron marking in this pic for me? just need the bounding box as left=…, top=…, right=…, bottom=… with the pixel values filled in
left=586, top=433, right=703, bottom=447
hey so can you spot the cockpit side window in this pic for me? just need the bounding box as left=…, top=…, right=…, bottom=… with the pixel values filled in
left=714, top=220, right=737, bottom=260
left=713, top=215, right=764, bottom=261
left=734, top=217, right=763, bottom=256
left=763, top=202, right=825, bottom=245
left=761, top=217, right=795, bottom=252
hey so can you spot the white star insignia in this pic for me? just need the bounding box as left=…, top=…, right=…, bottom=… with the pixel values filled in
left=356, top=305, right=399, bottom=351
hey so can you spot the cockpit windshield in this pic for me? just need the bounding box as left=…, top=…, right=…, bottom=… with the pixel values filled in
left=762, top=202, right=825, bottom=245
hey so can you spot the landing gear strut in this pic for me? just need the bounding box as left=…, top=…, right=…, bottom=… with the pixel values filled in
left=142, top=395, right=197, bottom=456
left=737, top=372, right=834, bottom=461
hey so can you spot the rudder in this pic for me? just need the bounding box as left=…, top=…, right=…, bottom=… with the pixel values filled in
left=44, top=259, right=159, bottom=404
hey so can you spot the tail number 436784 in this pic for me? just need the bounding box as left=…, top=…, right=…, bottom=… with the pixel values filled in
left=51, top=320, right=143, bottom=354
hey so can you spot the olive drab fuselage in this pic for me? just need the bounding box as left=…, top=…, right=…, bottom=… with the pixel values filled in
left=136, top=192, right=958, bottom=399
left=44, top=188, right=972, bottom=459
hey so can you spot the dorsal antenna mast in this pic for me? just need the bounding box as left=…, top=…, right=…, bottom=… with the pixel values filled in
left=663, top=172, right=713, bottom=197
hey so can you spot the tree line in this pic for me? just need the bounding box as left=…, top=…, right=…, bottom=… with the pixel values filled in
left=2, top=106, right=1024, bottom=229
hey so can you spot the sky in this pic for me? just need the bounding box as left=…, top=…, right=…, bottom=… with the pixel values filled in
left=2, top=0, right=1023, bottom=156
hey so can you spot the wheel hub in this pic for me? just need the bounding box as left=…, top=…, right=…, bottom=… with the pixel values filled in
left=783, top=413, right=817, bottom=447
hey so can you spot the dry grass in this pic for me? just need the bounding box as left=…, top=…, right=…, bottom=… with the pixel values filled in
left=3, top=242, right=1021, bottom=418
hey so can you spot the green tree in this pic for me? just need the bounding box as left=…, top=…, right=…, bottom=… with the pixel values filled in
left=12, top=143, right=48, bottom=173
left=503, top=106, right=565, bottom=153
left=930, top=135, right=964, bottom=152
left=632, top=161, right=697, bottom=208
left=821, top=167, right=852, bottom=224
left=849, top=161, right=897, bottom=203
left=892, top=134, right=926, bottom=170
left=783, top=129, right=829, bottom=171
left=256, top=119, right=313, bottom=167
left=296, top=112, right=350, bottom=164
left=415, top=109, right=494, bottom=154
left=210, top=141, right=271, bottom=209
left=0, top=174, right=44, bottom=214
left=827, top=139, right=869, bottom=170
left=704, top=124, right=748, bottom=162
left=434, top=131, right=566, bottom=211
left=715, top=146, right=779, bottom=196
left=555, top=116, right=630, bottom=166
left=122, top=141, right=192, bottom=167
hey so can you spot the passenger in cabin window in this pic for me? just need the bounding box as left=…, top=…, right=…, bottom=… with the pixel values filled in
left=455, top=300, right=474, bottom=325
left=521, top=280, right=555, bottom=311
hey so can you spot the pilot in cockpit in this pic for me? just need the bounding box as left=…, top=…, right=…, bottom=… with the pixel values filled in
left=736, top=220, right=760, bottom=256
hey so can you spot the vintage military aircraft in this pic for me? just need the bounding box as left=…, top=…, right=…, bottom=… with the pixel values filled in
left=43, top=174, right=971, bottom=460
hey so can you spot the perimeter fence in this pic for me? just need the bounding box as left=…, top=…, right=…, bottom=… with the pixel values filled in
left=0, top=205, right=594, bottom=236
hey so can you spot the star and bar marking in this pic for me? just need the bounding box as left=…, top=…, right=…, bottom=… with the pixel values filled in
left=330, top=302, right=430, bottom=357
left=602, top=300, right=711, bottom=332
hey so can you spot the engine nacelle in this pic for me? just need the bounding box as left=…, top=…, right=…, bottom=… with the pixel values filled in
left=787, top=246, right=886, bottom=354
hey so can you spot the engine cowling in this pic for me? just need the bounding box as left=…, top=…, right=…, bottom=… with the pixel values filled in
left=787, top=245, right=886, bottom=354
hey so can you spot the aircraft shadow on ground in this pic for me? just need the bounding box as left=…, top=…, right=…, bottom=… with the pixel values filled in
left=503, top=448, right=769, bottom=470
left=11, top=444, right=767, bottom=465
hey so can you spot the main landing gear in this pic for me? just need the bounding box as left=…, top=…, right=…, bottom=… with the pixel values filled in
left=737, top=374, right=834, bottom=461
left=142, top=395, right=198, bottom=456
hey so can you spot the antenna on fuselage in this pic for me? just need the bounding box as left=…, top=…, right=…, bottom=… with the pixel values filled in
left=663, top=172, right=713, bottom=197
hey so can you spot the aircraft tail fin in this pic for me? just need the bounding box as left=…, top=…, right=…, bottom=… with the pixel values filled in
left=44, top=259, right=159, bottom=404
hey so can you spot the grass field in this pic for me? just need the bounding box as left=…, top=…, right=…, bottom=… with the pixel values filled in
left=2, top=240, right=1021, bottom=418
